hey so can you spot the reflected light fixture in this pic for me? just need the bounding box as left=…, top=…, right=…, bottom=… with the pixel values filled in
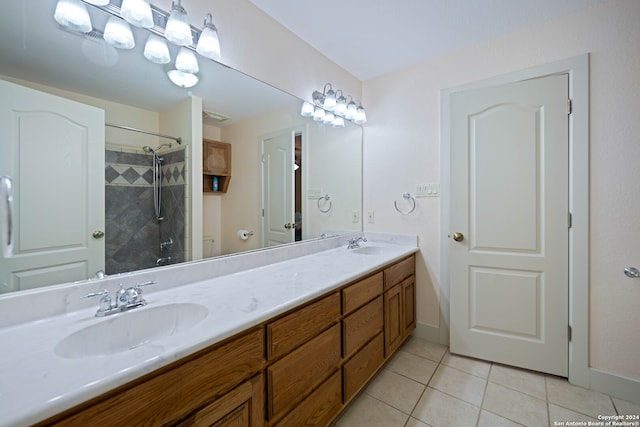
left=84, top=0, right=109, bottom=5
left=165, top=0, right=193, bottom=46
left=196, top=13, right=221, bottom=60
left=175, top=47, right=199, bottom=73
left=54, top=0, right=92, bottom=33
left=103, top=16, right=135, bottom=49
left=167, top=69, right=199, bottom=88
left=301, top=83, right=365, bottom=127
left=144, top=34, right=170, bottom=64
left=121, top=0, right=154, bottom=28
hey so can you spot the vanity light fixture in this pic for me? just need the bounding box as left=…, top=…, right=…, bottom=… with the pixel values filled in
left=300, top=83, right=366, bottom=127
left=196, top=13, right=221, bottom=60
left=54, top=0, right=222, bottom=89
left=165, top=0, right=193, bottom=46
left=54, top=0, right=92, bottom=33
left=120, top=0, right=154, bottom=28
left=103, top=16, right=135, bottom=49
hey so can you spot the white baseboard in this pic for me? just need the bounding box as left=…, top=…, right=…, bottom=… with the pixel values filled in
left=589, top=368, right=640, bottom=405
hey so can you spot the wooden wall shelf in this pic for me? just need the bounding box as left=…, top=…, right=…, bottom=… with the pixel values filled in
left=203, top=139, right=231, bottom=194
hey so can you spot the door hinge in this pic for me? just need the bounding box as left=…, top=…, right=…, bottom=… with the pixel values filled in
left=567, top=212, right=572, bottom=229
left=568, top=325, right=572, bottom=342
left=262, top=209, right=264, bottom=217
left=567, top=99, right=572, bottom=115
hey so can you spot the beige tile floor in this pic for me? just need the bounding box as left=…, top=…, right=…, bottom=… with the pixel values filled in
left=333, top=336, right=640, bottom=427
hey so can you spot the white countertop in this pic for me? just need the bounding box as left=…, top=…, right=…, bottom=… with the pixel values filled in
left=0, top=234, right=417, bottom=427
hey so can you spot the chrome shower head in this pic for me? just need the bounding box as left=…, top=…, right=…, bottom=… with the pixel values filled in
left=142, top=146, right=155, bottom=154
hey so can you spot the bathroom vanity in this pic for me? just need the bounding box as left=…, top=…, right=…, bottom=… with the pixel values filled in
left=0, top=233, right=417, bottom=427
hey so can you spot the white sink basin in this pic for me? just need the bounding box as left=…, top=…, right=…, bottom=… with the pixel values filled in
left=351, top=245, right=385, bottom=255
left=54, top=303, right=208, bottom=359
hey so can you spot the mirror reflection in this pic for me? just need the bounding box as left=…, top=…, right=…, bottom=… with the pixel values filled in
left=0, top=0, right=362, bottom=294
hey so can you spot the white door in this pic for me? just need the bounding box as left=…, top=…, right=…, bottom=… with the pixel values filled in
left=0, top=80, right=105, bottom=292
left=262, top=131, right=295, bottom=246
left=449, top=75, right=569, bottom=376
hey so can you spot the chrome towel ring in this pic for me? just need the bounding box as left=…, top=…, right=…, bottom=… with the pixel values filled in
left=317, top=194, right=332, bottom=213
left=394, top=192, right=416, bottom=215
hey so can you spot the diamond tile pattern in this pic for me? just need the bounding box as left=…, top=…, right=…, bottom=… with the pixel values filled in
left=333, top=336, right=639, bottom=427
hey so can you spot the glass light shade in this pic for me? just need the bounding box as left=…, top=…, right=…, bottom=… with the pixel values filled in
left=54, top=0, right=92, bottom=33
left=144, top=34, right=170, bottom=64
left=322, top=112, right=335, bottom=125
left=323, top=88, right=336, bottom=111
left=196, top=13, right=221, bottom=60
left=104, top=17, right=135, bottom=49
left=175, top=47, right=199, bottom=73
left=165, top=0, right=193, bottom=46
left=167, top=69, right=199, bottom=88
left=300, top=101, right=314, bottom=117
left=121, top=0, right=153, bottom=28
left=313, top=107, right=325, bottom=122
left=354, top=106, right=367, bottom=124
left=334, top=95, right=347, bottom=115
left=345, top=101, right=357, bottom=120
left=332, top=116, right=345, bottom=128
left=84, top=0, right=110, bottom=5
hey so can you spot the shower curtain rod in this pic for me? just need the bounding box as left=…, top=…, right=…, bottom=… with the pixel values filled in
left=105, top=122, right=182, bottom=144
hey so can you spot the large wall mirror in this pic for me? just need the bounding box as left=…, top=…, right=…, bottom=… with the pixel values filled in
left=0, top=0, right=362, bottom=294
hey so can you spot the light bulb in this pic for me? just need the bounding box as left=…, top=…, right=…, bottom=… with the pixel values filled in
left=196, top=13, right=221, bottom=60
left=165, top=0, right=193, bottom=46
left=323, top=88, right=336, bottom=111
left=144, top=34, right=170, bottom=64
left=345, top=101, right=357, bottom=120
left=334, top=94, right=347, bottom=115
left=104, top=16, right=135, bottom=50
left=354, top=106, right=367, bottom=124
left=300, top=102, right=314, bottom=117
left=322, top=112, right=335, bottom=125
left=332, top=116, right=345, bottom=128
left=54, top=0, right=92, bottom=33
left=121, top=0, right=154, bottom=28
left=313, top=107, right=325, bottom=122
left=175, top=47, right=199, bottom=74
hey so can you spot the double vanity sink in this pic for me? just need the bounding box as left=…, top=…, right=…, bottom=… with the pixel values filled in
left=0, top=233, right=417, bottom=427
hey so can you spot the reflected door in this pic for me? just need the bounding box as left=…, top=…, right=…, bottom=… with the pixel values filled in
left=262, top=131, right=294, bottom=246
left=0, top=80, right=105, bottom=292
left=449, top=74, right=569, bottom=376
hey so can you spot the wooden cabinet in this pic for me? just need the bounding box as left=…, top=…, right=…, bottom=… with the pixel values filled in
left=43, top=328, right=265, bottom=427
left=203, top=139, right=231, bottom=193
left=383, top=255, right=416, bottom=356
left=178, top=374, right=264, bottom=427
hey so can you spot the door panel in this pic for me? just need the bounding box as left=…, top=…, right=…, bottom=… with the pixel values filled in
left=450, top=74, right=569, bottom=376
left=0, top=79, right=105, bottom=292
left=263, top=131, right=294, bottom=247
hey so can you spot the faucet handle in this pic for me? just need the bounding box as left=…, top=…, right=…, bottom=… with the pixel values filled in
left=134, top=280, right=156, bottom=293
left=82, top=289, right=112, bottom=312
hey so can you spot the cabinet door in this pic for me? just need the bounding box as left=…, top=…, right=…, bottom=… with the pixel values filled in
left=402, top=278, right=416, bottom=333
left=384, top=284, right=403, bottom=357
left=203, top=140, right=231, bottom=175
left=178, top=374, right=264, bottom=427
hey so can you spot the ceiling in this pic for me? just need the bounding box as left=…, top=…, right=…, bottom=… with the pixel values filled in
left=249, top=0, right=607, bottom=80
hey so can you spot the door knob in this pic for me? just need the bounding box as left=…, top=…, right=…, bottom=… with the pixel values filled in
left=92, top=230, right=105, bottom=239
left=284, top=223, right=293, bottom=230
left=452, top=232, right=464, bottom=242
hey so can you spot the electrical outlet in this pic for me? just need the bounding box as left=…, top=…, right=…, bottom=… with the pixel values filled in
left=307, top=188, right=322, bottom=199
left=352, top=210, right=360, bottom=223
left=367, top=210, right=375, bottom=224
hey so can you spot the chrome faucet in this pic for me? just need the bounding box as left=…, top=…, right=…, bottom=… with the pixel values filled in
left=83, top=281, right=156, bottom=317
left=347, top=236, right=367, bottom=249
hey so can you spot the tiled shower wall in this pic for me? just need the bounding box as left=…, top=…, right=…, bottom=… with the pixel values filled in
left=105, top=145, right=186, bottom=275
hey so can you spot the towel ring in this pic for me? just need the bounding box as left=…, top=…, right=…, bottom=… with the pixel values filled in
left=317, top=194, right=332, bottom=213
left=394, top=192, right=416, bottom=215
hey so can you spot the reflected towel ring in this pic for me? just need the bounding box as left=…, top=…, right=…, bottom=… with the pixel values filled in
left=394, top=192, right=416, bottom=215
left=317, top=194, right=332, bottom=213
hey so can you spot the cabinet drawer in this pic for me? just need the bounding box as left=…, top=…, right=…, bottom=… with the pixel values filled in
left=343, top=333, right=384, bottom=402
left=49, top=328, right=265, bottom=426
left=267, top=324, right=341, bottom=420
left=342, top=296, right=383, bottom=359
left=275, top=370, right=342, bottom=427
left=342, top=272, right=383, bottom=315
left=266, top=292, right=340, bottom=361
left=384, top=255, right=415, bottom=291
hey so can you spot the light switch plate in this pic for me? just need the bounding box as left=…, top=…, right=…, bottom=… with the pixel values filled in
left=307, top=188, right=322, bottom=199
left=352, top=210, right=360, bottom=223
left=416, top=183, right=440, bottom=197
left=367, top=211, right=375, bottom=224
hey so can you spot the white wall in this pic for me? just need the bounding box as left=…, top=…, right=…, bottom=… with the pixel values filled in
left=362, top=0, right=640, bottom=382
